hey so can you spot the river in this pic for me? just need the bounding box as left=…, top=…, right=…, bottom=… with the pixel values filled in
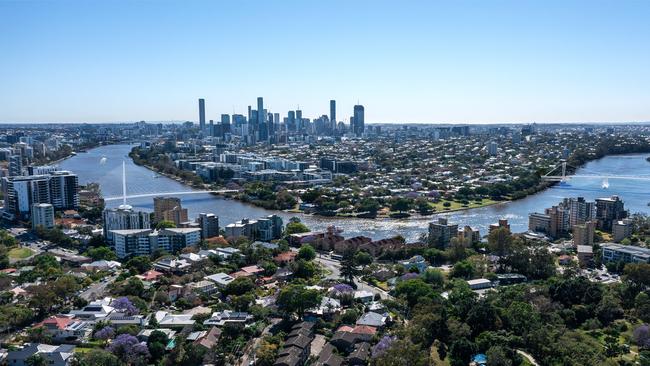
left=59, top=144, right=650, bottom=242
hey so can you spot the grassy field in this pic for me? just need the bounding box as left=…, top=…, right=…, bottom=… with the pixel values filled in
left=8, top=247, right=33, bottom=259
left=429, top=198, right=500, bottom=212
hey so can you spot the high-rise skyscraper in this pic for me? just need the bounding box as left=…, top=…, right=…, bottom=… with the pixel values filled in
left=353, top=105, right=365, bottom=136
left=330, top=100, right=336, bottom=131
left=288, top=111, right=296, bottom=131
left=296, top=110, right=302, bottom=132
left=198, top=98, right=206, bottom=131
left=257, top=97, right=264, bottom=127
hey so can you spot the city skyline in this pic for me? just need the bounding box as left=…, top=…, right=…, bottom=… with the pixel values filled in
left=2, top=0, right=650, bottom=124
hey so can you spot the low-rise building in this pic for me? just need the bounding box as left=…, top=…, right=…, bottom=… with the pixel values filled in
left=601, top=243, right=650, bottom=264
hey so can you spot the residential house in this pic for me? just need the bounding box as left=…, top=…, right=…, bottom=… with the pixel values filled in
left=6, top=344, right=76, bottom=366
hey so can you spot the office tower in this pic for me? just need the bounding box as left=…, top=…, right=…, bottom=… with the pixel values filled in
left=209, top=120, right=214, bottom=136
left=287, top=111, right=296, bottom=131
left=31, top=203, right=54, bottom=230
left=221, top=114, right=230, bottom=125
left=257, top=97, right=264, bottom=126
left=428, top=218, right=459, bottom=248
left=49, top=171, right=79, bottom=210
left=103, top=206, right=151, bottom=244
left=198, top=98, right=206, bottom=131
left=296, top=110, right=302, bottom=132
left=596, top=196, right=626, bottom=231
left=273, top=113, right=280, bottom=130
left=353, top=105, right=365, bottom=136
left=488, top=142, right=498, bottom=156
left=197, top=213, right=219, bottom=239
left=9, top=155, right=22, bottom=176
left=247, top=105, right=252, bottom=122
left=153, top=196, right=187, bottom=225
left=330, top=100, right=336, bottom=131
left=573, top=221, right=595, bottom=246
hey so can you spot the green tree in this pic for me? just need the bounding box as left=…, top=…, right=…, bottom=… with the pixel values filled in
left=285, top=221, right=309, bottom=235
left=156, top=220, right=176, bottom=229
left=298, top=244, right=316, bottom=261
left=276, top=284, right=322, bottom=319
left=487, top=227, right=513, bottom=258
left=85, top=246, right=117, bottom=261
left=394, top=278, right=436, bottom=308
left=25, top=354, right=47, bottom=366
left=224, top=277, right=255, bottom=296
left=71, top=349, right=121, bottom=366
left=291, top=259, right=317, bottom=279
left=340, top=250, right=358, bottom=284
left=354, top=251, right=373, bottom=268
left=450, top=260, right=475, bottom=280
left=125, top=256, right=152, bottom=273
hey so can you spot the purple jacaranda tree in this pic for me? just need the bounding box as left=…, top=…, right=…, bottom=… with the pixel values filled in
left=400, top=272, right=419, bottom=281
left=634, top=324, right=650, bottom=349
left=372, top=335, right=396, bottom=358
left=112, top=297, right=139, bottom=315
left=94, top=326, right=115, bottom=342
left=107, top=333, right=150, bottom=364
left=330, top=283, right=354, bottom=295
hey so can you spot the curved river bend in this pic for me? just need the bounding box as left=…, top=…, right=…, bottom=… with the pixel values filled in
left=60, top=145, right=650, bottom=242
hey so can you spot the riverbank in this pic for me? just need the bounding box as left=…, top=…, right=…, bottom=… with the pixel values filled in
left=59, top=144, right=650, bottom=240
left=128, top=145, right=512, bottom=220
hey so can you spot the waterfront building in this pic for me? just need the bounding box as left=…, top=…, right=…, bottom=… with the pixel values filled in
left=197, top=213, right=219, bottom=239
left=595, top=196, right=627, bottom=231
left=225, top=218, right=258, bottom=240
left=103, top=205, right=150, bottom=244
left=564, top=197, right=596, bottom=227
left=153, top=196, right=188, bottom=226
left=428, top=218, right=459, bottom=248
left=528, top=212, right=551, bottom=234
left=111, top=227, right=201, bottom=259
left=489, top=219, right=510, bottom=233
left=457, top=225, right=480, bottom=244
left=547, top=206, right=570, bottom=239
left=32, top=203, right=54, bottom=229
left=601, top=243, right=650, bottom=264
left=257, top=214, right=284, bottom=241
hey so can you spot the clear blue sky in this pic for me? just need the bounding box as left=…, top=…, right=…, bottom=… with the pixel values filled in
left=1, top=0, right=649, bottom=124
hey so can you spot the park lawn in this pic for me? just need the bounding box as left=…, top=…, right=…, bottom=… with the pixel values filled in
left=429, top=198, right=500, bottom=212
left=8, top=247, right=33, bottom=259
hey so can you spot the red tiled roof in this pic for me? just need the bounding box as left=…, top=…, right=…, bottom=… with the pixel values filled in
left=352, top=325, right=377, bottom=335
left=35, top=316, right=74, bottom=330
left=140, top=270, right=164, bottom=281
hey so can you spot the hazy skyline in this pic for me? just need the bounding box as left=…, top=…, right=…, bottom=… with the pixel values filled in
left=1, top=0, right=649, bottom=124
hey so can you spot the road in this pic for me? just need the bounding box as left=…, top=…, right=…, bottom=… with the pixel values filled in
left=79, top=274, right=118, bottom=301
left=315, top=254, right=393, bottom=300
left=516, top=350, right=540, bottom=366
